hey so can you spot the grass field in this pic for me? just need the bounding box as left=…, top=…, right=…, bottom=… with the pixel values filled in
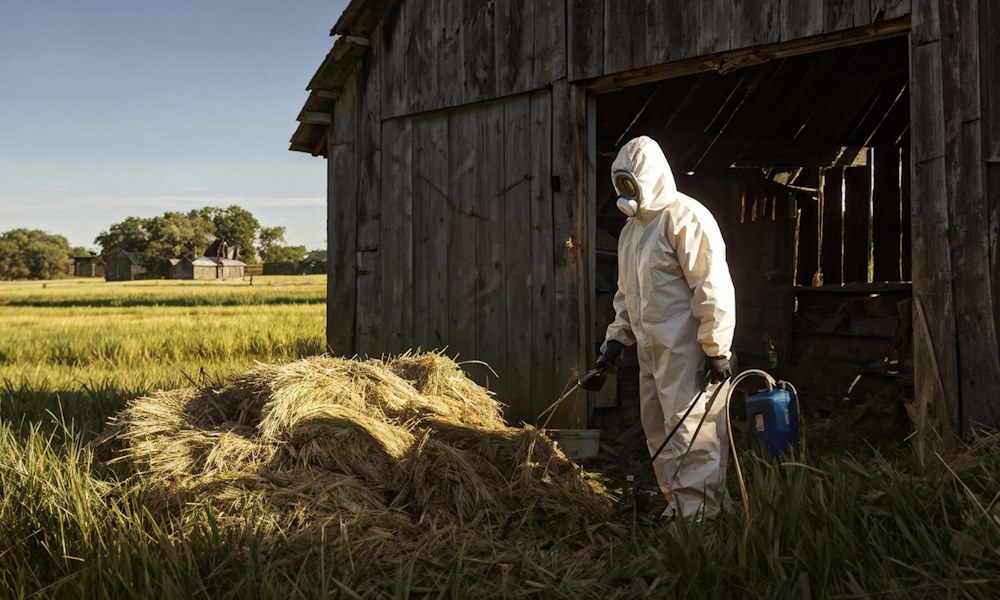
left=2, top=276, right=999, bottom=598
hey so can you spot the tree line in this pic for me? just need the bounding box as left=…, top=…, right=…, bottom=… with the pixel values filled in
left=0, top=205, right=309, bottom=280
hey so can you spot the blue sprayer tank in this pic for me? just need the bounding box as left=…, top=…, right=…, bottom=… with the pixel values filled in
left=746, top=387, right=800, bottom=457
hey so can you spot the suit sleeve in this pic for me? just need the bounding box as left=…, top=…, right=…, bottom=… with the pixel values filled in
left=602, top=268, right=636, bottom=352
left=670, top=207, right=736, bottom=358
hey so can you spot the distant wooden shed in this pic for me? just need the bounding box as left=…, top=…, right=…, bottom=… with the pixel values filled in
left=73, top=254, right=105, bottom=278
left=169, top=256, right=246, bottom=280
left=291, top=0, right=999, bottom=434
left=105, top=250, right=143, bottom=282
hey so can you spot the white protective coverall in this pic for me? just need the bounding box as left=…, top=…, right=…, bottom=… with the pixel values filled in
left=602, top=136, right=737, bottom=521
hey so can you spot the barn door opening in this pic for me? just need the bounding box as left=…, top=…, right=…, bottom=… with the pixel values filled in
left=588, top=35, right=911, bottom=418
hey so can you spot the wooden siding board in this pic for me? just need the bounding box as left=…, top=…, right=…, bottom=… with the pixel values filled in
left=529, top=89, right=556, bottom=420
left=780, top=0, right=825, bottom=41
left=982, top=0, right=1000, bottom=162
left=872, top=0, right=911, bottom=21
left=697, top=1, right=731, bottom=55
left=568, top=0, right=604, bottom=81
left=551, top=78, right=587, bottom=428
left=872, top=146, right=902, bottom=281
left=412, top=114, right=450, bottom=350
left=448, top=108, right=480, bottom=366
left=823, top=0, right=870, bottom=31
left=380, top=117, right=413, bottom=354
left=503, top=96, right=533, bottom=424
left=941, top=0, right=1000, bottom=430
left=821, top=167, right=844, bottom=284
left=380, top=1, right=406, bottom=119
left=328, top=73, right=358, bottom=356
left=475, top=104, right=508, bottom=402
left=731, top=0, right=780, bottom=49
left=437, top=0, right=464, bottom=110
left=495, top=0, right=534, bottom=98
left=355, top=36, right=383, bottom=356
left=910, top=18, right=961, bottom=433
left=656, top=0, right=698, bottom=62
left=462, top=0, right=497, bottom=104
left=843, top=163, right=872, bottom=283
left=531, top=0, right=566, bottom=87
left=602, top=0, right=633, bottom=75
left=900, top=140, right=912, bottom=279
left=404, top=0, right=438, bottom=116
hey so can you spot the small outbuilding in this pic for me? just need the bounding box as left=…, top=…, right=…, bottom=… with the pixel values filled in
left=73, top=254, right=105, bottom=278
left=105, top=249, right=143, bottom=282
left=169, top=256, right=246, bottom=280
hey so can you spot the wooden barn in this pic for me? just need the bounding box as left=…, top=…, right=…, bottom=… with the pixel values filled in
left=73, top=254, right=105, bottom=278
left=105, top=249, right=143, bottom=282
left=169, top=256, right=246, bottom=280
left=290, top=0, right=999, bottom=435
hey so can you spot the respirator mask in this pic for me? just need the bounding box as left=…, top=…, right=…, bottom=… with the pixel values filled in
left=613, top=170, right=641, bottom=217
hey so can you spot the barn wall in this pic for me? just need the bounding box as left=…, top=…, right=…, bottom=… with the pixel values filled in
left=910, top=0, right=1000, bottom=435
left=326, top=18, right=589, bottom=425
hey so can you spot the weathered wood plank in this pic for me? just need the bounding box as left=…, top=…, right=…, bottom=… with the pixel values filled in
left=842, top=162, right=871, bottom=283
left=327, top=126, right=356, bottom=355
left=821, top=167, right=844, bottom=284
left=731, top=0, right=780, bottom=49
left=532, top=0, right=565, bottom=87
left=412, top=114, right=450, bottom=351
left=550, top=78, right=587, bottom=428
left=503, top=95, right=533, bottom=424
left=529, top=89, right=556, bottom=421
left=982, top=0, right=1000, bottom=162
left=872, top=0, right=911, bottom=21
left=602, top=0, right=633, bottom=75
left=379, top=1, right=406, bottom=119
left=656, top=0, right=699, bottom=62
left=900, top=139, right=912, bottom=280
left=872, top=146, right=902, bottom=281
left=796, top=193, right=819, bottom=286
left=380, top=117, right=413, bottom=354
left=475, top=103, right=508, bottom=402
left=436, top=0, right=463, bottom=110
left=940, top=0, right=999, bottom=432
left=354, top=38, right=383, bottom=356
left=462, top=0, right=497, bottom=104
left=568, top=0, right=604, bottom=81
left=824, top=0, right=869, bottom=31
left=404, top=0, right=438, bottom=115
left=495, top=0, right=533, bottom=97
left=910, top=15, right=961, bottom=438
left=448, top=108, right=480, bottom=366
left=697, top=0, right=731, bottom=55
left=780, top=0, right=825, bottom=41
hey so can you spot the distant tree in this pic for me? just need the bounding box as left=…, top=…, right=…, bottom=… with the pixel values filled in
left=143, top=211, right=216, bottom=276
left=0, top=229, right=72, bottom=280
left=200, top=206, right=260, bottom=262
left=69, top=246, right=90, bottom=257
left=94, top=217, right=149, bottom=262
left=258, top=226, right=306, bottom=263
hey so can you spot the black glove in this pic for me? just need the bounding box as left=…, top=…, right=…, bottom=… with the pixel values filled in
left=596, top=340, right=625, bottom=374
left=704, top=354, right=735, bottom=384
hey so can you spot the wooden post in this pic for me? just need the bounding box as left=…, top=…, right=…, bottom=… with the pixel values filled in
left=843, top=159, right=871, bottom=283
left=900, top=140, right=912, bottom=280
left=872, top=145, right=902, bottom=281
left=821, top=168, right=844, bottom=285
left=796, top=191, right=818, bottom=286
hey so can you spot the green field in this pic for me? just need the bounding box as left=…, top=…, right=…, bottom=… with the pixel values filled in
left=2, top=277, right=999, bottom=598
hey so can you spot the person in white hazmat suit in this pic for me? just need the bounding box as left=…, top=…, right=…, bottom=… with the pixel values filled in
left=596, top=136, right=737, bottom=522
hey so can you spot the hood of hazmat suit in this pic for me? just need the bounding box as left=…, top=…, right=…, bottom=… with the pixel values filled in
left=602, top=136, right=736, bottom=521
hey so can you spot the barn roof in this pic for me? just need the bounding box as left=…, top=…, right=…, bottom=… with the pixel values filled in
left=290, top=0, right=394, bottom=155
left=191, top=257, right=246, bottom=267
left=113, top=249, right=140, bottom=265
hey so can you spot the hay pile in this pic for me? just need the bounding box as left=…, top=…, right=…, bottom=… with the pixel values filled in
left=98, top=352, right=656, bottom=597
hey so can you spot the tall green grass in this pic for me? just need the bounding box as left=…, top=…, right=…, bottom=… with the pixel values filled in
left=2, top=276, right=999, bottom=597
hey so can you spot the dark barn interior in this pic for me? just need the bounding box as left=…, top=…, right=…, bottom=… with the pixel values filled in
left=591, top=37, right=913, bottom=418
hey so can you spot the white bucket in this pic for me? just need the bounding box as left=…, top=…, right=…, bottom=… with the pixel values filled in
left=545, top=428, right=601, bottom=460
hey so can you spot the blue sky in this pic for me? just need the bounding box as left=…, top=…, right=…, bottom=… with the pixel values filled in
left=0, top=0, right=349, bottom=251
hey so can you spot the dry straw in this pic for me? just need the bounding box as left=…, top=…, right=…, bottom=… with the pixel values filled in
left=98, top=350, right=656, bottom=597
